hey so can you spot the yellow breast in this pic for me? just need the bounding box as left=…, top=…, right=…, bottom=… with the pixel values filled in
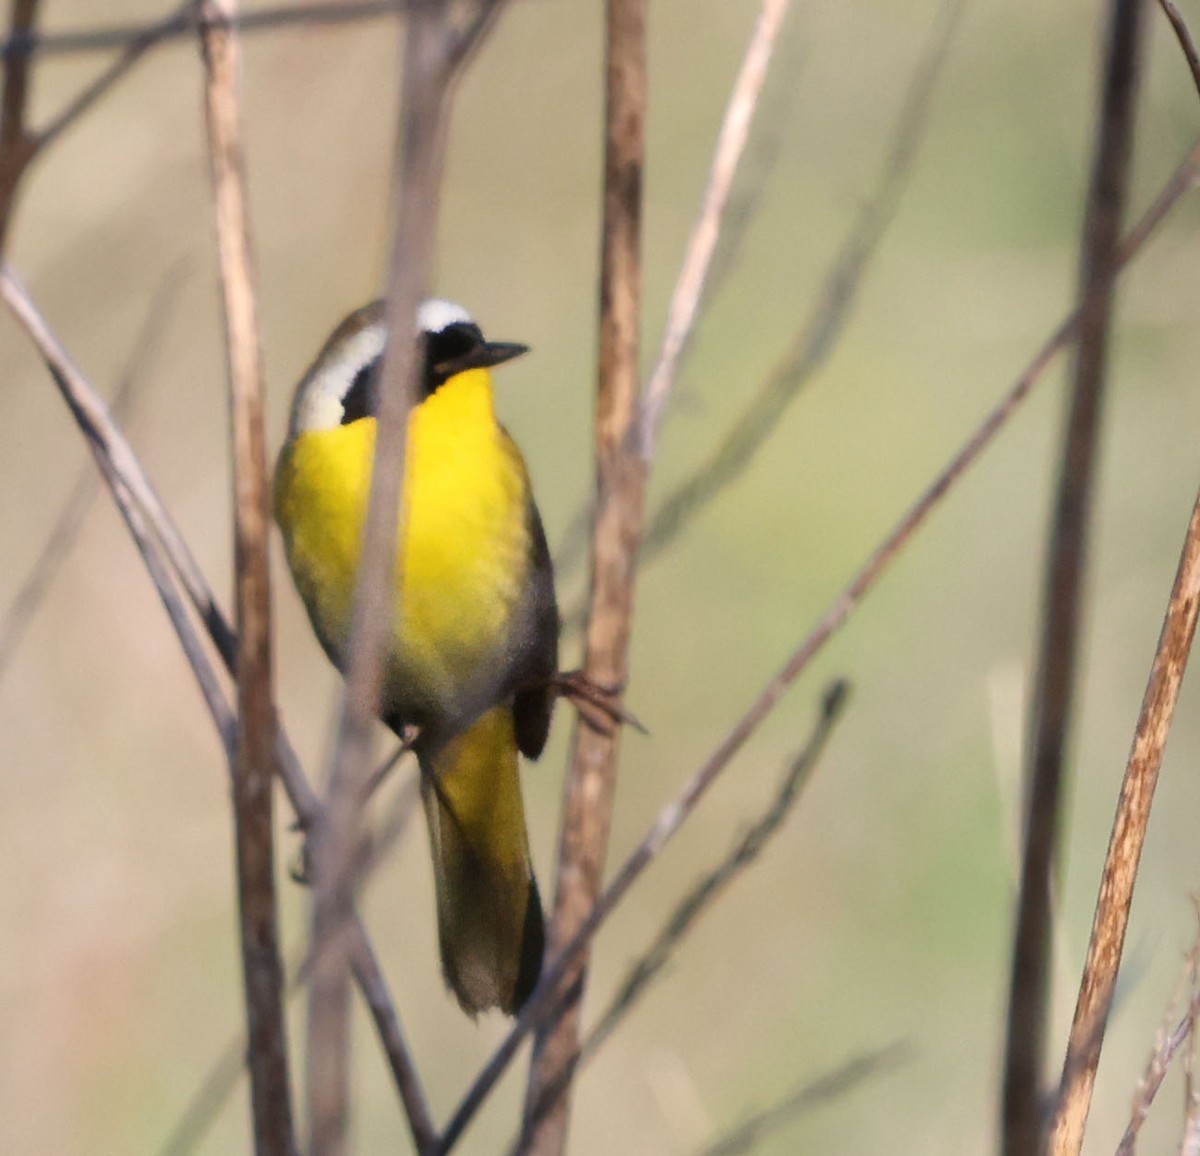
left=274, top=368, right=533, bottom=719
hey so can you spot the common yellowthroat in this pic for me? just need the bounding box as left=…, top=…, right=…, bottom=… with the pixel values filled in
left=275, top=299, right=557, bottom=1016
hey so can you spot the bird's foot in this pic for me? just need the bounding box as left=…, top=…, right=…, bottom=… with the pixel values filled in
left=552, top=670, right=648, bottom=736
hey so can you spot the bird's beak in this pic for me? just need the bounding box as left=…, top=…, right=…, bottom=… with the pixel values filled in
left=436, top=340, right=529, bottom=378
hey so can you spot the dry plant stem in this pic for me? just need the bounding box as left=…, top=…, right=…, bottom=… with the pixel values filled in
left=559, top=0, right=961, bottom=592
left=521, top=3, right=646, bottom=1153
left=1117, top=929, right=1200, bottom=1155
left=199, top=1, right=295, bottom=1151
left=437, top=136, right=1200, bottom=1154
left=1186, top=968, right=1200, bottom=1156
left=0, top=263, right=184, bottom=686
left=440, top=665, right=835, bottom=1156
left=516, top=683, right=850, bottom=1146
left=0, top=0, right=195, bottom=247
left=96, top=432, right=237, bottom=753
left=0, top=267, right=236, bottom=751
left=1047, top=482, right=1200, bottom=1156
left=0, top=0, right=38, bottom=252
left=1157, top=0, right=1200, bottom=96
left=639, top=0, right=790, bottom=459
left=38, top=0, right=197, bottom=151
left=1004, top=2, right=1147, bottom=1152
left=586, top=681, right=847, bottom=1059
left=553, top=0, right=966, bottom=603
left=0, top=265, right=435, bottom=1153
left=158, top=774, right=422, bottom=1156
left=307, top=2, right=503, bottom=1150
left=0, top=1, right=405, bottom=59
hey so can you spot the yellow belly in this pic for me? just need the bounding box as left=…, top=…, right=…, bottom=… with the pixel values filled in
left=274, top=368, right=532, bottom=722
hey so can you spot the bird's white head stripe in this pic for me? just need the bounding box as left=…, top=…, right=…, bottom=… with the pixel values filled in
left=288, top=316, right=386, bottom=436
left=287, top=298, right=479, bottom=436
left=417, top=297, right=473, bottom=335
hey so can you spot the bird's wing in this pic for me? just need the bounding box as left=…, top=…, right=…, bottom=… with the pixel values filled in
left=511, top=489, right=559, bottom=761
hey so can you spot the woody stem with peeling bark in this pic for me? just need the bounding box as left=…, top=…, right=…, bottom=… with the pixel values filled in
left=522, top=2, right=646, bottom=1153
left=1047, top=478, right=1200, bottom=1156
left=199, top=0, right=295, bottom=1152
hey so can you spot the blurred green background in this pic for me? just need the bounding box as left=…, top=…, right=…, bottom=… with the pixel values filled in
left=3, top=0, right=1200, bottom=1152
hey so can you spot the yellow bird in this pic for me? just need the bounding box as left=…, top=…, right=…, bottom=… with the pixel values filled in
left=274, top=298, right=557, bottom=1016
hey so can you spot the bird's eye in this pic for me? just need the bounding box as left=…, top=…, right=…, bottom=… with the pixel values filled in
left=340, top=357, right=378, bottom=425
left=425, top=322, right=484, bottom=394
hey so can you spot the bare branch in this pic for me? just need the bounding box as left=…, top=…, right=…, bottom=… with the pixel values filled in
left=36, top=0, right=195, bottom=151
left=521, top=3, right=646, bottom=1152
left=590, top=680, right=847, bottom=1057
left=0, top=0, right=40, bottom=251
left=157, top=769, right=419, bottom=1156
left=441, top=685, right=837, bottom=1153
left=1007, top=1, right=1149, bottom=1151
left=0, top=265, right=435, bottom=1154
left=517, top=682, right=850, bottom=1146
left=639, top=0, right=791, bottom=459
left=1117, top=919, right=1200, bottom=1156
left=635, top=0, right=964, bottom=574
left=199, top=0, right=295, bottom=1149
left=0, top=266, right=236, bottom=751
left=0, top=1, right=402, bottom=59
left=0, top=261, right=186, bottom=688
left=157, top=769, right=420, bottom=1156
left=306, top=2, right=508, bottom=1151
left=1157, top=0, right=1200, bottom=99
left=437, top=129, right=1200, bottom=1154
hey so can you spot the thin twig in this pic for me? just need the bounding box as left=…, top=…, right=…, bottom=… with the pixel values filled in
left=37, top=0, right=196, bottom=151
left=521, top=3, right=646, bottom=1153
left=553, top=3, right=803, bottom=581
left=639, top=0, right=791, bottom=459
left=0, top=0, right=402, bottom=58
left=641, top=0, right=964, bottom=554
left=0, top=266, right=236, bottom=751
left=199, top=0, right=295, bottom=1150
left=0, top=265, right=435, bottom=1153
left=556, top=0, right=967, bottom=609
left=517, top=682, right=850, bottom=1147
left=0, top=0, right=39, bottom=252
left=306, top=4, right=506, bottom=1153
left=0, top=260, right=186, bottom=688
left=1047, top=474, right=1200, bottom=1156
left=1185, top=942, right=1200, bottom=1156
left=1187, top=919, right=1200, bottom=1156
left=304, top=9, right=443, bottom=1153
left=1116, top=918, right=1200, bottom=1155
left=157, top=771, right=420, bottom=1156
left=436, top=131, right=1200, bottom=1155
left=1005, top=1, right=1148, bottom=1151
left=696, top=1043, right=910, bottom=1156
left=1, top=0, right=196, bottom=250
left=1157, top=0, right=1200, bottom=98
left=589, top=680, right=848, bottom=1058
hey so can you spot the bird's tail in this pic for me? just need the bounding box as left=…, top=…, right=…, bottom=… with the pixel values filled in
left=419, top=706, right=544, bottom=1016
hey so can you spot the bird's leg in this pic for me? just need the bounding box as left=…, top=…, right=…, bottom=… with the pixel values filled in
left=552, top=669, right=648, bottom=736
left=360, top=724, right=420, bottom=804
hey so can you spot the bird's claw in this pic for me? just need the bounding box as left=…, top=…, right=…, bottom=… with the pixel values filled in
left=552, top=669, right=648, bottom=736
